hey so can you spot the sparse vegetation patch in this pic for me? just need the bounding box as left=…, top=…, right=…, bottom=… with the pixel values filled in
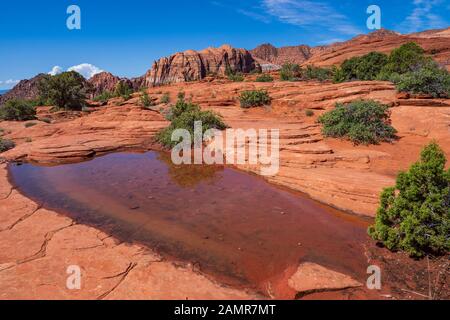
left=0, top=99, right=37, bottom=121
left=318, top=100, right=397, bottom=145
left=239, top=90, right=271, bottom=108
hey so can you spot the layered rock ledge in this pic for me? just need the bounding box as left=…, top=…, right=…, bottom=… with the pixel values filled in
left=1, top=80, right=449, bottom=216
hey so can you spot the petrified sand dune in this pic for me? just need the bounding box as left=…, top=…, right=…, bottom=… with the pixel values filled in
left=0, top=164, right=256, bottom=300
left=2, top=80, right=449, bottom=216
left=252, top=28, right=450, bottom=71
left=143, top=44, right=261, bottom=87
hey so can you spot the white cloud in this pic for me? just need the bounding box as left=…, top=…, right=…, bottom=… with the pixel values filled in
left=237, top=9, right=272, bottom=24
left=67, top=63, right=104, bottom=79
left=400, top=0, right=448, bottom=33
left=261, top=0, right=362, bottom=36
left=0, top=79, right=20, bottom=85
left=47, top=64, right=103, bottom=79
left=48, top=66, right=63, bottom=76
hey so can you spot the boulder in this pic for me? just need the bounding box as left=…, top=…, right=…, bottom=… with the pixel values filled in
left=288, top=263, right=362, bottom=297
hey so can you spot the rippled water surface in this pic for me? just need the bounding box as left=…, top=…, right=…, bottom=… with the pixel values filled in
left=9, top=151, right=370, bottom=297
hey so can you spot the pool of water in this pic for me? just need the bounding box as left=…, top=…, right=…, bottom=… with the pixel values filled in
left=8, top=151, right=371, bottom=298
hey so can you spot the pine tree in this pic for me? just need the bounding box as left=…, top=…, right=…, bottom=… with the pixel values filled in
left=369, top=142, right=450, bottom=258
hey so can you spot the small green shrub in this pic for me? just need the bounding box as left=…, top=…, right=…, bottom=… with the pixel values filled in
left=334, top=52, right=389, bottom=82
left=166, top=99, right=201, bottom=121
left=0, top=138, right=15, bottom=152
left=160, top=93, right=170, bottom=104
left=239, top=90, right=271, bottom=108
left=381, top=42, right=427, bottom=76
left=303, top=65, right=333, bottom=82
left=355, top=52, right=389, bottom=81
left=115, top=81, right=133, bottom=101
left=228, top=72, right=245, bottom=82
left=305, top=109, right=314, bottom=117
left=334, top=43, right=429, bottom=83
left=38, top=71, right=88, bottom=110
left=332, top=66, right=347, bottom=83
left=177, top=91, right=186, bottom=101
left=280, top=63, right=302, bottom=81
left=140, top=90, right=156, bottom=108
left=255, top=74, right=274, bottom=82
left=25, top=122, right=37, bottom=128
left=156, top=100, right=227, bottom=148
left=40, top=117, right=52, bottom=124
left=0, top=99, right=36, bottom=121
left=93, top=91, right=114, bottom=103
left=393, top=62, right=450, bottom=98
left=29, top=96, right=52, bottom=107
left=225, top=66, right=245, bottom=82
left=318, top=100, right=397, bottom=145
left=369, top=142, right=450, bottom=258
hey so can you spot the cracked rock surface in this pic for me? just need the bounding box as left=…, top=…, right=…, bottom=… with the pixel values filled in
left=0, top=164, right=257, bottom=300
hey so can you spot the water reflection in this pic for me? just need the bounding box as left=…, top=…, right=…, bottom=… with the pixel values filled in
left=8, top=151, right=369, bottom=298
left=156, top=152, right=224, bottom=188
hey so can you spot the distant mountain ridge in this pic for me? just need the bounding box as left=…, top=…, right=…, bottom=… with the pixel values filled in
left=1, top=27, right=449, bottom=105
left=251, top=28, right=450, bottom=70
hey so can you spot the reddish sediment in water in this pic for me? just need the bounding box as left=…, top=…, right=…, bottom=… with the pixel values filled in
left=8, top=151, right=371, bottom=298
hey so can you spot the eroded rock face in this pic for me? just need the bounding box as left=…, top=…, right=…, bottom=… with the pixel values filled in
left=143, top=45, right=261, bottom=86
left=305, top=28, right=450, bottom=70
left=88, top=72, right=121, bottom=98
left=251, top=43, right=314, bottom=66
left=0, top=164, right=257, bottom=300
left=0, top=74, right=47, bottom=105
left=251, top=28, right=450, bottom=70
left=88, top=72, right=146, bottom=98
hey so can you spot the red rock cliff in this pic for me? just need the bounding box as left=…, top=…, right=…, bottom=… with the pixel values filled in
left=143, top=45, right=261, bottom=86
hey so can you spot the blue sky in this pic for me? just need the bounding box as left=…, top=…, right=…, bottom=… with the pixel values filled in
left=0, top=0, right=449, bottom=89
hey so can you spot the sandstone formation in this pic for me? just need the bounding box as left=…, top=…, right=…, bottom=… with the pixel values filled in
left=87, top=72, right=146, bottom=98
left=2, top=79, right=449, bottom=217
left=305, top=28, right=450, bottom=70
left=0, top=74, right=47, bottom=105
left=1, top=76, right=449, bottom=300
left=252, top=28, right=450, bottom=70
left=1, top=99, right=168, bottom=164
left=87, top=72, right=121, bottom=98
left=142, top=45, right=261, bottom=87
left=251, top=43, right=320, bottom=67
left=0, top=164, right=257, bottom=300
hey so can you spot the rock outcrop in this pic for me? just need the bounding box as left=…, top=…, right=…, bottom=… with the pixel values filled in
left=0, top=74, right=47, bottom=105
left=250, top=43, right=316, bottom=66
left=252, top=28, right=450, bottom=70
left=88, top=72, right=145, bottom=98
left=288, top=263, right=362, bottom=298
left=143, top=45, right=261, bottom=87
left=2, top=79, right=449, bottom=217
left=305, top=28, right=450, bottom=70
left=88, top=72, right=121, bottom=98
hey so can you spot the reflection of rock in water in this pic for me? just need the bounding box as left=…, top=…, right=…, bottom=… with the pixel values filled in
left=157, top=152, right=224, bottom=188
